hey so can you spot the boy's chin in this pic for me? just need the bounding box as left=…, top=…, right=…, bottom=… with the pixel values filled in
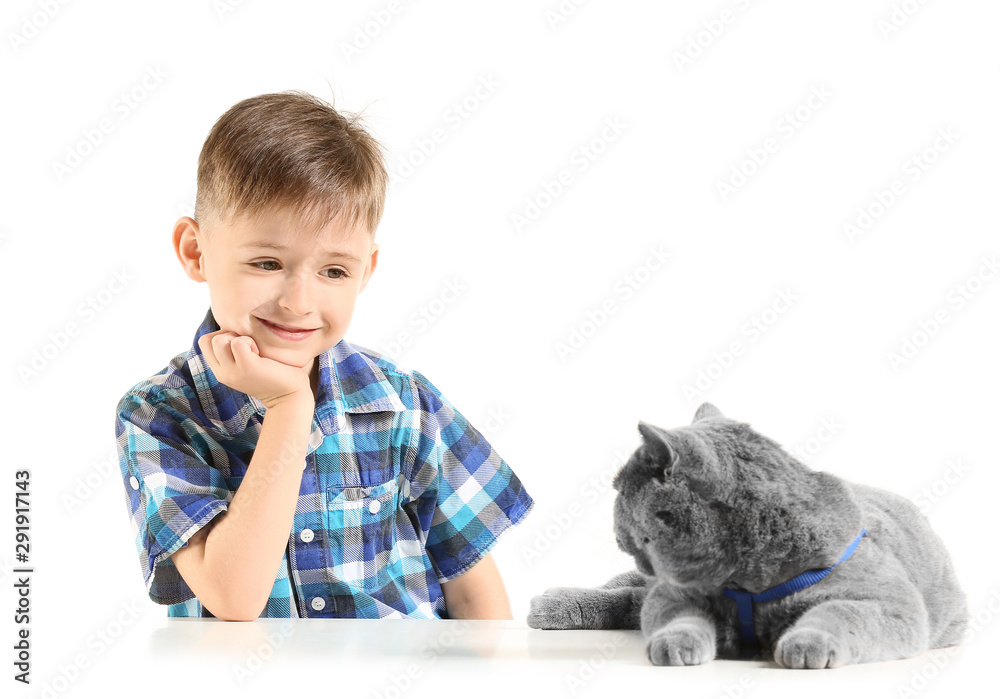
left=256, top=346, right=315, bottom=371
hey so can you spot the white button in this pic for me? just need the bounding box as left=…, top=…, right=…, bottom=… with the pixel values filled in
left=300, top=529, right=314, bottom=543
left=129, top=476, right=140, bottom=490
left=368, top=500, right=382, bottom=515
left=311, top=597, right=326, bottom=611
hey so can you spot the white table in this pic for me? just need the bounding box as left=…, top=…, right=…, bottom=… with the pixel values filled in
left=118, top=618, right=980, bottom=699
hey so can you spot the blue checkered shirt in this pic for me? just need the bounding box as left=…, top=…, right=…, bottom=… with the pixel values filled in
left=115, top=309, right=533, bottom=618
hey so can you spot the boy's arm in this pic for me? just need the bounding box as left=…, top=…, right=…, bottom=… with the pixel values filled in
left=440, top=552, right=513, bottom=619
left=171, top=332, right=314, bottom=621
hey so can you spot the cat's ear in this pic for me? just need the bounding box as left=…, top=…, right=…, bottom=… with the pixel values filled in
left=693, top=402, right=724, bottom=422
left=637, top=421, right=676, bottom=471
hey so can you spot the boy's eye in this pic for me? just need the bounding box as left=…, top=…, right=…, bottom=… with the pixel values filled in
left=323, top=268, right=346, bottom=279
left=252, top=260, right=280, bottom=271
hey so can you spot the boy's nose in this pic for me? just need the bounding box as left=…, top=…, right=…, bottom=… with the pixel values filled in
left=277, top=275, right=312, bottom=316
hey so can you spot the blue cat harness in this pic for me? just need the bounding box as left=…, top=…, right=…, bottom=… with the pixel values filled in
left=722, top=529, right=868, bottom=646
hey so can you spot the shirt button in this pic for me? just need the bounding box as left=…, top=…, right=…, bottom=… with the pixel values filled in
left=368, top=500, right=382, bottom=515
left=299, top=529, right=314, bottom=543
left=129, top=476, right=140, bottom=490
left=311, top=597, right=326, bottom=611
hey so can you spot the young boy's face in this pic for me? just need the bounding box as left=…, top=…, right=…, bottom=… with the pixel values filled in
left=175, top=205, right=378, bottom=378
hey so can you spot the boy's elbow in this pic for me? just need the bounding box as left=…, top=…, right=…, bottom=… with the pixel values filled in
left=214, top=609, right=259, bottom=622
left=171, top=525, right=265, bottom=621
left=203, top=596, right=264, bottom=621
left=196, top=580, right=269, bottom=620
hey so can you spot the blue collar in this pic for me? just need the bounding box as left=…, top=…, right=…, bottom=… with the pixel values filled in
left=722, top=529, right=868, bottom=647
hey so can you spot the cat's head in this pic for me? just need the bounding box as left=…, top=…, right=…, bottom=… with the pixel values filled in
left=612, top=403, right=862, bottom=593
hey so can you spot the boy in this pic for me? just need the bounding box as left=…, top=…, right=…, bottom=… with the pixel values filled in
left=114, top=91, right=533, bottom=621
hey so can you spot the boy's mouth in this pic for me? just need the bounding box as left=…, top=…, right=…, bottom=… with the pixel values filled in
left=254, top=317, right=320, bottom=342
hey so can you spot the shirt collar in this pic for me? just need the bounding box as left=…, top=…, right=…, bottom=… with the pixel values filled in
left=186, top=308, right=406, bottom=438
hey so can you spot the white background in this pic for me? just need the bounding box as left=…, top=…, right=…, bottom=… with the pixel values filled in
left=2, top=0, right=998, bottom=697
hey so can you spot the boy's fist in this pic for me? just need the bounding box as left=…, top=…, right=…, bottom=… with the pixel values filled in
left=198, top=331, right=313, bottom=410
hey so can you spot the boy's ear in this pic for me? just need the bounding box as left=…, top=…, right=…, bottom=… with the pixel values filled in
left=173, top=217, right=207, bottom=282
left=358, top=242, right=379, bottom=293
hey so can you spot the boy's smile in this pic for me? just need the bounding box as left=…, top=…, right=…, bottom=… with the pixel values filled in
left=253, top=316, right=322, bottom=341
left=173, top=205, right=378, bottom=383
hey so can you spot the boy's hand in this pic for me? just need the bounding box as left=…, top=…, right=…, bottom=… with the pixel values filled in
left=198, top=331, right=313, bottom=410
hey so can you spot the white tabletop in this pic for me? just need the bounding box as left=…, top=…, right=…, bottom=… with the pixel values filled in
left=97, top=618, right=982, bottom=699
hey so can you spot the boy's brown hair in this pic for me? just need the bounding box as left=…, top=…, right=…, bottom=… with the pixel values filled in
left=194, top=90, right=387, bottom=238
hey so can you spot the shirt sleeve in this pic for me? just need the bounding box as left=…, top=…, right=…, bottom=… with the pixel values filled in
left=115, top=390, right=231, bottom=606
left=411, top=371, right=534, bottom=583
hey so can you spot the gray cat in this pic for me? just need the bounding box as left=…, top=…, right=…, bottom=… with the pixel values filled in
left=527, top=403, right=967, bottom=668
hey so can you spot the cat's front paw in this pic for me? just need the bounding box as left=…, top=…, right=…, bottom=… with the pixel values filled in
left=774, top=628, right=846, bottom=669
left=527, top=587, right=592, bottom=629
left=646, top=621, right=716, bottom=666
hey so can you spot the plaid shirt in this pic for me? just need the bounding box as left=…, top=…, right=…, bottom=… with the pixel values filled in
left=115, top=308, right=533, bottom=618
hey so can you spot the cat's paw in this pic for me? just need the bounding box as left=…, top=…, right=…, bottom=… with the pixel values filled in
left=527, top=587, right=592, bottom=629
left=774, top=628, right=846, bottom=669
left=646, top=621, right=716, bottom=666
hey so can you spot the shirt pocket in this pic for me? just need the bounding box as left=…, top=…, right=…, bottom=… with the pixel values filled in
left=323, top=476, right=401, bottom=593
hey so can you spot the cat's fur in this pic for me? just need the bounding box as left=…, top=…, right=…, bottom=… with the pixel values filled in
left=527, top=403, right=967, bottom=668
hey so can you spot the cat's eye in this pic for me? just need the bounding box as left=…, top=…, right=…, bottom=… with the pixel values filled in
left=655, top=510, right=674, bottom=526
